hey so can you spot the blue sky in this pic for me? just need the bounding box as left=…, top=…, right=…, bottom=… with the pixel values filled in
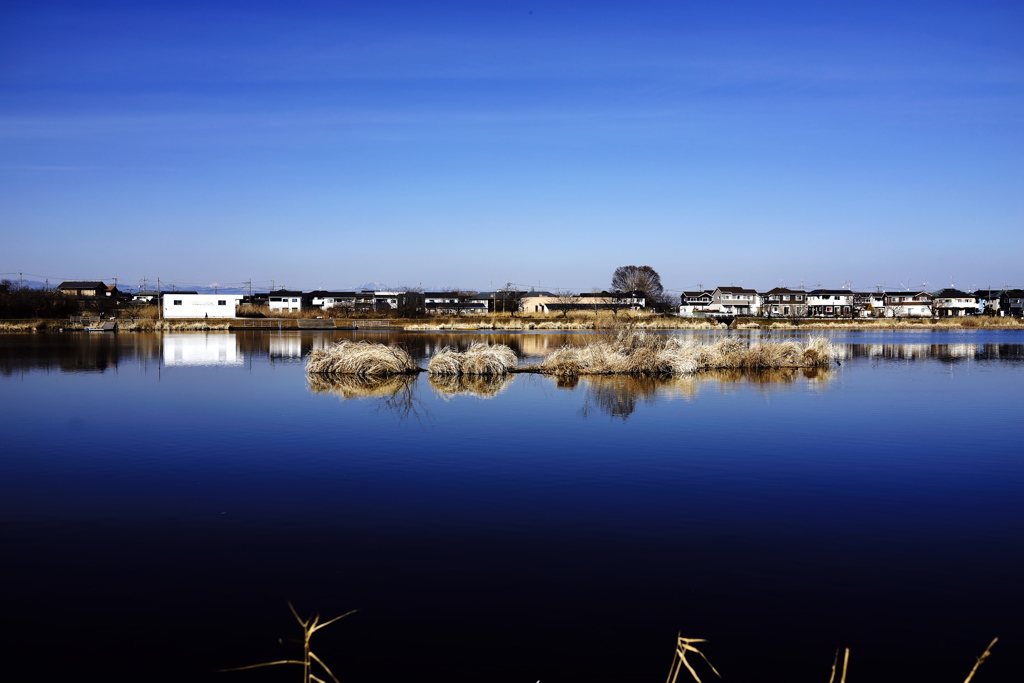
left=2, top=0, right=1022, bottom=294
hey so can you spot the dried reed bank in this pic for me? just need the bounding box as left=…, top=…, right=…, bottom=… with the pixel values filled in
left=739, top=316, right=1024, bottom=330
left=405, top=314, right=723, bottom=331
left=536, top=331, right=836, bottom=377
left=306, top=340, right=419, bottom=377
left=0, top=321, right=40, bottom=332
left=427, top=343, right=517, bottom=375
left=406, top=320, right=596, bottom=331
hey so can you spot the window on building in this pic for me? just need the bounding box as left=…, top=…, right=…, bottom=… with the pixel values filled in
left=173, top=300, right=182, bottom=305
left=218, top=300, right=226, bottom=305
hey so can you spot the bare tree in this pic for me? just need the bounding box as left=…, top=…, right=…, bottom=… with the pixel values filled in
left=552, top=290, right=582, bottom=318
left=611, top=265, right=664, bottom=299
left=496, top=283, right=525, bottom=317
left=600, top=289, right=627, bottom=318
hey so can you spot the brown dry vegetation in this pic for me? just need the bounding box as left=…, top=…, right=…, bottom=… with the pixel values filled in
left=306, top=340, right=419, bottom=377
left=742, top=316, right=1024, bottom=330
left=426, top=343, right=517, bottom=375
left=535, top=332, right=837, bottom=377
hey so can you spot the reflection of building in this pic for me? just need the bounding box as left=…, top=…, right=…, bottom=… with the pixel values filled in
left=163, top=333, right=242, bottom=366
left=268, top=334, right=303, bottom=359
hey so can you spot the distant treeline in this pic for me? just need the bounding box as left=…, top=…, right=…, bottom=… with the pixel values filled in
left=0, top=280, right=80, bottom=318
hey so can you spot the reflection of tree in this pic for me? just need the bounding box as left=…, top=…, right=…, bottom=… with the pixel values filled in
left=428, top=373, right=514, bottom=399
left=307, top=374, right=427, bottom=421
left=579, top=376, right=662, bottom=421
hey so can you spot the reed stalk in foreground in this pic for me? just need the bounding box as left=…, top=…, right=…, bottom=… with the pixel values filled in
left=666, top=634, right=721, bottom=683
left=963, top=637, right=997, bottom=683
left=222, top=602, right=356, bottom=683
left=306, top=340, right=419, bottom=377
left=427, top=343, right=517, bottom=375
left=828, top=647, right=850, bottom=683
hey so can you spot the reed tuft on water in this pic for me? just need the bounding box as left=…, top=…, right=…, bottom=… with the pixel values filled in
left=306, top=340, right=419, bottom=377
left=538, top=331, right=836, bottom=377
left=427, top=343, right=517, bottom=375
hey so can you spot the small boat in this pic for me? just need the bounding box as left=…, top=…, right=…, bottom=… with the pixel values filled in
left=84, top=321, right=118, bottom=332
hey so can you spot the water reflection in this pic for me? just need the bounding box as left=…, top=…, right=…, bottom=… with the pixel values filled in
left=163, top=333, right=242, bottom=366
left=577, top=367, right=834, bottom=420
left=308, top=373, right=416, bottom=400
left=428, top=373, right=514, bottom=399
left=307, top=373, right=426, bottom=421
left=2, top=331, right=1023, bottom=376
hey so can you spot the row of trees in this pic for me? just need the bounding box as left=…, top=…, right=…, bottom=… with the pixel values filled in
left=0, top=280, right=81, bottom=319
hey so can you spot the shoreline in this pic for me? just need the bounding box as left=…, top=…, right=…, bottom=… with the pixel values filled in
left=2, top=315, right=1024, bottom=333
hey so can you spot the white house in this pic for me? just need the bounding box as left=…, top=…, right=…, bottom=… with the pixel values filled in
left=267, top=290, right=304, bottom=312
left=709, top=287, right=760, bottom=315
left=309, top=291, right=361, bottom=310
left=163, top=294, right=243, bottom=318
left=807, top=289, right=855, bottom=318
left=883, top=291, right=933, bottom=317
left=679, top=291, right=714, bottom=317
left=932, top=289, right=977, bottom=317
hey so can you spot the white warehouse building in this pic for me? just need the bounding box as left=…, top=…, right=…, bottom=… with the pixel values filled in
left=163, top=294, right=244, bottom=318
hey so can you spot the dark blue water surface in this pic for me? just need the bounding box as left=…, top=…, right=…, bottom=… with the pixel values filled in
left=1, top=329, right=1022, bottom=682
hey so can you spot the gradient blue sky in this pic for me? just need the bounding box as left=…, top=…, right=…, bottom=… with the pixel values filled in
left=2, top=0, right=1021, bottom=294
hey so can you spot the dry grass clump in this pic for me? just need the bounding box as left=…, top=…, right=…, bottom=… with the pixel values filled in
left=306, top=340, right=419, bottom=377
left=428, top=373, right=514, bottom=398
left=538, top=331, right=697, bottom=376
left=537, top=332, right=836, bottom=377
left=534, top=320, right=595, bottom=330
left=427, top=343, right=517, bottom=375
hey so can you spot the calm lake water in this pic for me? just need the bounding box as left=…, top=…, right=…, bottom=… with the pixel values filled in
left=2, top=329, right=1023, bottom=682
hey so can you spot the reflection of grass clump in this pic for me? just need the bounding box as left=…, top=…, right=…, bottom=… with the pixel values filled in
left=308, top=373, right=415, bottom=400
left=427, top=343, right=517, bottom=375
left=539, top=332, right=836, bottom=377
left=428, top=373, right=514, bottom=399
left=306, top=341, right=418, bottom=377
